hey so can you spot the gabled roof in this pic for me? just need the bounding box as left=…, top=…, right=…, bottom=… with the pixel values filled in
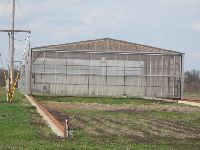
left=32, top=38, right=183, bottom=54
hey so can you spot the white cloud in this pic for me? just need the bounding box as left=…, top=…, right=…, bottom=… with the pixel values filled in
left=192, top=21, right=200, bottom=32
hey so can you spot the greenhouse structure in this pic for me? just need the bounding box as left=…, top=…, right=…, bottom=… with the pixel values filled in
left=19, top=38, right=184, bottom=99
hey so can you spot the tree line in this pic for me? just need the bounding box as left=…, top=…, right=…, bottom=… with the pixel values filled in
left=184, top=69, right=200, bottom=92
left=0, top=68, right=7, bottom=87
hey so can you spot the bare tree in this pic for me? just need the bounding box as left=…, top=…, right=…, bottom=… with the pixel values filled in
left=184, top=69, right=200, bottom=92
left=0, top=68, right=6, bottom=87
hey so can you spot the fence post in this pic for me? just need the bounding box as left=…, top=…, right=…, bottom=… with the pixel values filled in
left=64, top=117, right=69, bottom=139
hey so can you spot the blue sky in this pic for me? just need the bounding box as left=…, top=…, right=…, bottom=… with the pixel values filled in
left=0, top=0, right=200, bottom=70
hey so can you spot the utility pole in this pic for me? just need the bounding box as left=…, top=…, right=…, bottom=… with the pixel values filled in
left=9, top=0, right=15, bottom=102
left=0, top=0, right=31, bottom=103
left=10, top=0, right=16, bottom=103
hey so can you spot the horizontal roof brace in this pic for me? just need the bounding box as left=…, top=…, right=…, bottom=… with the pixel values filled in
left=0, top=29, right=31, bottom=33
left=32, top=48, right=182, bottom=56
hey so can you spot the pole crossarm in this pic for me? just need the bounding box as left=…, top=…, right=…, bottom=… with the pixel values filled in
left=0, top=29, right=31, bottom=33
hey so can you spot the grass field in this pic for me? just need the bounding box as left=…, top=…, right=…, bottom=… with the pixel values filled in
left=36, top=95, right=200, bottom=150
left=0, top=88, right=200, bottom=150
left=184, top=92, right=200, bottom=100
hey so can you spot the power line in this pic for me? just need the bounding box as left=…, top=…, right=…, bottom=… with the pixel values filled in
left=0, top=0, right=12, bottom=20
left=16, top=0, right=30, bottom=30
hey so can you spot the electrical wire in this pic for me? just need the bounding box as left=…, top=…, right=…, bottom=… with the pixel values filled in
left=0, top=0, right=11, bottom=20
left=16, top=0, right=30, bottom=30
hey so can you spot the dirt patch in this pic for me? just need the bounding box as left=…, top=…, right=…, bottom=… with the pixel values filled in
left=41, top=101, right=200, bottom=141
left=103, top=117, right=125, bottom=126
left=42, top=101, right=200, bottom=113
left=143, top=119, right=200, bottom=139
left=76, top=115, right=147, bottom=139
left=74, top=115, right=90, bottom=123
left=151, top=119, right=200, bottom=133
left=74, top=114, right=200, bottom=140
left=122, top=129, right=145, bottom=138
left=48, top=109, right=68, bottom=126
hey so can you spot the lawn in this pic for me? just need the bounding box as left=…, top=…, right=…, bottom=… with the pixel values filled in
left=0, top=87, right=200, bottom=150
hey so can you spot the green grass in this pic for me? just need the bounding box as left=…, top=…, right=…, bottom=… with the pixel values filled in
left=184, top=91, right=200, bottom=100
left=0, top=88, right=200, bottom=150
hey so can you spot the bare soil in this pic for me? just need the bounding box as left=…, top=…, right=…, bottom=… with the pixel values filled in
left=42, top=101, right=200, bottom=113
